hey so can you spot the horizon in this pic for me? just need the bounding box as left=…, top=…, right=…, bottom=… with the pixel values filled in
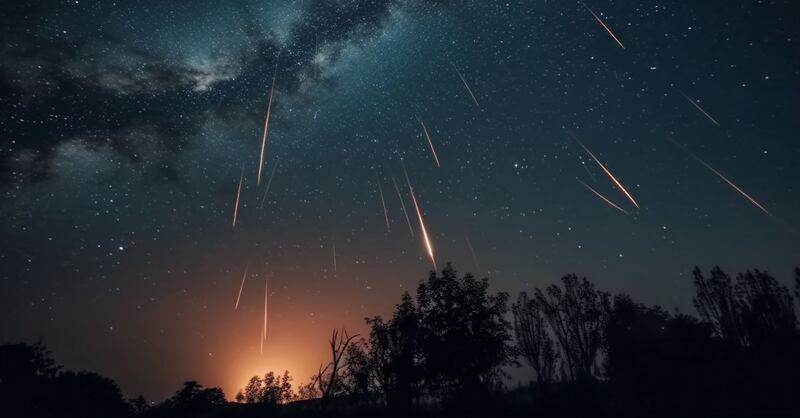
left=12, top=262, right=799, bottom=402
left=2, top=0, right=799, bottom=406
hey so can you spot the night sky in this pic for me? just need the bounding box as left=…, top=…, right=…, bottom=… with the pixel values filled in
left=2, top=0, right=799, bottom=402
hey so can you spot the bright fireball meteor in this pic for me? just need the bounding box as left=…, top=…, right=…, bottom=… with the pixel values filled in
left=582, top=2, right=625, bottom=50
left=232, top=168, right=244, bottom=227
left=577, top=178, right=629, bottom=215
left=403, top=166, right=436, bottom=269
left=679, top=90, right=721, bottom=127
left=419, top=119, right=441, bottom=167
left=577, top=140, right=640, bottom=209
left=694, top=156, right=770, bottom=215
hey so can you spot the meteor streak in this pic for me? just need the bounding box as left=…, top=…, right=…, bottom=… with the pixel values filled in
left=582, top=2, right=625, bottom=50
left=257, top=60, right=280, bottom=185
left=376, top=174, right=390, bottom=233
left=695, top=157, right=770, bottom=215
left=577, top=140, right=640, bottom=209
left=679, top=90, right=721, bottom=127
left=403, top=167, right=436, bottom=269
left=234, top=263, right=249, bottom=310
left=392, top=176, right=415, bottom=238
left=332, top=237, right=338, bottom=274
left=258, top=161, right=279, bottom=208
left=450, top=62, right=480, bottom=108
left=261, top=274, right=268, bottom=354
left=419, top=119, right=441, bottom=167
left=577, top=178, right=629, bottom=215
left=232, top=168, right=244, bottom=227
left=464, top=232, right=481, bottom=272
left=666, top=138, right=769, bottom=216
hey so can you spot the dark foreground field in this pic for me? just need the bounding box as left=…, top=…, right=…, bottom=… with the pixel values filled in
left=3, top=265, right=799, bottom=418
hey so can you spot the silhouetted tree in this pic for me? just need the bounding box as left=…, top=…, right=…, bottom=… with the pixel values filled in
left=692, top=266, right=745, bottom=345
left=604, top=294, right=728, bottom=417
left=129, top=395, right=150, bottom=414
left=416, top=263, right=516, bottom=401
left=296, top=376, right=321, bottom=401
left=735, top=269, right=796, bottom=345
left=52, top=371, right=130, bottom=418
left=0, top=341, right=57, bottom=417
left=242, top=371, right=294, bottom=405
left=512, top=292, right=557, bottom=394
left=341, top=338, right=371, bottom=396
left=534, top=274, right=609, bottom=381
left=160, top=381, right=225, bottom=416
left=244, top=375, right=262, bottom=403
left=363, top=291, right=422, bottom=409
left=259, top=371, right=293, bottom=404
left=794, top=268, right=800, bottom=302
left=313, top=327, right=359, bottom=403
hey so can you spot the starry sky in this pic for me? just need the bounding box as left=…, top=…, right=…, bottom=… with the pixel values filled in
left=2, top=0, right=799, bottom=402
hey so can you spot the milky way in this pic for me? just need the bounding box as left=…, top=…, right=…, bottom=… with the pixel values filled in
left=1, top=0, right=799, bottom=401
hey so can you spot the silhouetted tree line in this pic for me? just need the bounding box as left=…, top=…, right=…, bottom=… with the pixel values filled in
left=3, top=264, right=799, bottom=417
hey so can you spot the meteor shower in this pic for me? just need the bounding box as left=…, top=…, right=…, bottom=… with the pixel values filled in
left=2, top=1, right=799, bottom=418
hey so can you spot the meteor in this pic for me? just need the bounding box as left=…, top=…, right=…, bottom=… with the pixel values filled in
left=666, top=138, right=769, bottom=216
left=234, top=262, right=250, bottom=310
left=463, top=232, right=481, bottom=272
left=679, top=90, right=721, bottom=127
left=257, top=60, right=280, bottom=185
left=376, top=174, right=390, bottom=233
left=261, top=273, right=268, bottom=354
left=694, top=157, right=770, bottom=215
left=577, top=140, right=640, bottom=209
left=419, top=119, right=441, bottom=167
left=450, top=62, right=480, bottom=108
left=403, top=167, right=436, bottom=269
left=392, top=176, right=415, bottom=238
left=582, top=2, right=625, bottom=50
left=232, top=168, right=244, bottom=228
left=258, top=161, right=279, bottom=208
left=577, top=178, right=629, bottom=215
left=332, top=237, right=338, bottom=274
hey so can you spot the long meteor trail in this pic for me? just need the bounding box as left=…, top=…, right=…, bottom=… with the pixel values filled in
left=450, top=62, right=480, bottom=108
left=695, top=157, right=770, bottom=215
left=582, top=2, right=625, bottom=50
left=232, top=168, right=244, bottom=227
left=463, top=232, right=481, bottom=272
left=376, top=174, right=390, bottom=233
left=403, top=166, right=436, bottom=269
left=261, top=274, right=268, bottom=354
left=577, top=140, right=640, bottom=209
left=257, top=60, right=280, bottom=185
left=679, top=90, right=721, bottom=127
left=234, top=263, right=250, bottom=310
left=392, top=176, right=415, bottom=238
left=332, top=237, right=338, bottom=274
left=419, top=119, right=441, bottom=167
left=577, top=178, right=629, bottom=215
left=666, top=138, right=769, bottom=216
